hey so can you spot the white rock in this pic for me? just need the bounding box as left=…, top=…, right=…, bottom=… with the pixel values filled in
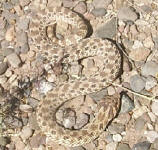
left=113, top=134, right=122, bottom=142
left=144, top=131, right=158, bottom=143
left=20, top=126, right=33, bottom=140
left=151, top=101, right=158, bottom=116
left=106, top=142, right=118, bottom=150
left=132, top=40, right=143, bottom=49
left=5, top=26, right=15, bottom=41
left=143, top=36, right=154, bottom=48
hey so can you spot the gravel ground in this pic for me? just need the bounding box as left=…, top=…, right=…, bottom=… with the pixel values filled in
left=0, top=0, right=158, bottom=150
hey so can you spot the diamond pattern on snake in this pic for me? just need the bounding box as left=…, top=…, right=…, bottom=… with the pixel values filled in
left=29, top=6, right=121, bottom=147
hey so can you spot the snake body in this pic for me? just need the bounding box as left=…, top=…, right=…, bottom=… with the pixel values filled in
left=29, top=6, right=121, bottom=147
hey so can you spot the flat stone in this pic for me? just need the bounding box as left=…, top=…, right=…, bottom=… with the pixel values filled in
left=0, top=137, right=9, bottom=146
left=130, top=74, right=146, bottom=92
left=145, top=76, right=157, bottom=91
left=118, top=7, right=138, bottom=22
left=2, top=48, right=14, bottom=56
left=95, top=17, right=117, bottom=39
left=132, top=141, right=151, bottom=150
left=91, top=8, right=107, bottom=17
left=120, top=94, right=134, bottom=113
left=144, top=131, right=158, bottom=143
left=141, top=61, right=158, bottom=77
left=108, top=123, right=125, bottom=134
left=129, top=48, right=150, bottom=61
left=20, top=126, right=33, bottom=140
left=6, top=53, right=22, bottom=68
left=74, top=1, right=87, bottom=14
left=113, top=134, right=122, bottom=142
left=117, top=143, right=131, bottom=150
left=17, top=17, right=29, bottom=30
left=0, top=62, right=8, bottom=75
left=92, top=0, right=113, bottom=8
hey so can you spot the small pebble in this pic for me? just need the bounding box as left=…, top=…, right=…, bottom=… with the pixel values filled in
left=20, top=126, right=33, bottom=140
left=108, top=123, right=125, bottom=134
left=132, top=141, right=151, bottom=150
left=113, top=134, right=122, bottom=142
left=145, top=76, right=157, bottom=90
left=0, top=62, right=8, bottom=75
left=74, top=2, right=87, bottom=14
left=141, top=61, right=158, bottom=77
left=19, top=104, right=33, bottom=113
left=106, top=142, right=118, bottom=150
left=117, top=143, right=131, bottom=150
left=120, top=94, right=134, bottom=113
left=130, top=74, right=146, bottom=92
left=0, top=137, right=9, bottom=146
left=151, top=101, right=158, bottom=116
left=91, top=8, right=107, bottom=17
left=6, top=53, right=22, bottom=68
left=144, top=131, right=158, bottom=143
left=5, top=26, right=15, bottom=41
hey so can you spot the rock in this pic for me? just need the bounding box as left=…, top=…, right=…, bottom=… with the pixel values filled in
left=133, top=106, right=149, bottom=119
left=113, top=134, right=122, bottom=142
left=117, top=7, right=138, bottom=22
left=151, top=138, right=158, bottom=149
left=145, top=76, right=157, bottom=90
left=132, top=141, right=151, bottom=150
left=20, top=43, right=29, bottom=53
left=132, top=40, right=143, bottom=49
left=117, top=143, right=131, bottom=150
left=20, top=126, right=33, bottom=140
left=30, top=134, right=46, bottom=148
left=4, top=116, right=23, bottom=128
left=0, top=62, right=8, bottom=75
left=6, top=53, right=22, bottom=68
left=19, top=104, right=33, bottom=113
left=17, top=17, right=29, bottom=30
left=63, top=109, right=76, bottom=129
left=0, top=17, right=6, bottom=29
left=2, top=48, right=14, bottom=56
left=90, top=88, right=108, bottom=101
left=108, top=123, right=125, bottom=134
left=95, top=17, right=117, bottom=39
left=120, top=94, right=134, bottom=113
left=74, top=2, right=87, bottom=14
left=107, top=86, right=116, bottom=95
left=91, top=8, right=107, bottom=17
left=27, top=97, right=39, bottom=108
left=72, top=146, right=85, bottom=150
left=106, top=142, right=118, bottom=150
left=92, top=0, right=113, bottom=8
left=5, top=26, right=15, bottom=41
left=0, top=137, right=9, bottom=146
left=130, top=74, right=146, bottom=92
left=16, top=30, right=28, bottom=46
left=135, top=117, right=145, bottom=131
left=129, top=48, right=150, bottom=61
left=141, top=61, right=158, bottom=77
left=62, top=0, right=75, bottom=8
left=151, top=101, right=158, bottom=116
left=143, top=36, right=154, bottom=49
left=19, top=0, right=31, bottom=7
left=144, top=131, right=158, bottom=143
left=29, top=113, right=40, bottom=130
left=74, top=113, right=89, bottom=129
